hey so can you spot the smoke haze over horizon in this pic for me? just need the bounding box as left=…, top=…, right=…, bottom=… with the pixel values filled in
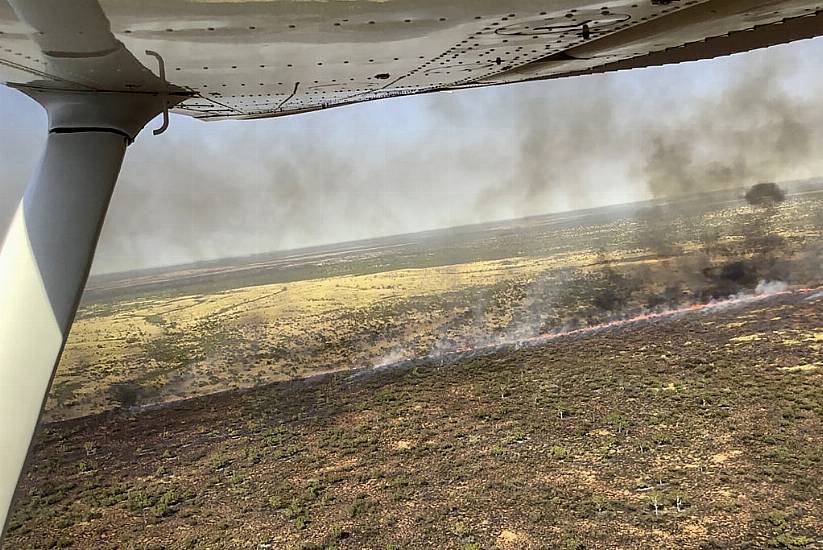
left=2, top=37, right=823, bottom=274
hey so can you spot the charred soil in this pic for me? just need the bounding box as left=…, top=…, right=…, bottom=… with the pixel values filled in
left=5, top=290, right=823, bottom=549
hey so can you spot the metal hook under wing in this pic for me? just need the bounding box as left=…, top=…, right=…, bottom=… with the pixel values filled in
left=145, top=50, right=169, bottom=135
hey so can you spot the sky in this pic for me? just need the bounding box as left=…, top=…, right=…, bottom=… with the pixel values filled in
left=2, top=36, right=823, bottom=275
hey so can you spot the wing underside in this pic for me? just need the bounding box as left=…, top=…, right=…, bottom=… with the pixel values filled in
left=0, top=0, right=821, bottom=119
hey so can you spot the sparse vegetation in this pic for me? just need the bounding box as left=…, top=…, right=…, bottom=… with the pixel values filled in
left=5, top=187, right=821, bottom=547
left=43, top=187, right=823, bottom=421
left=7, top=288, right=822, bottom=548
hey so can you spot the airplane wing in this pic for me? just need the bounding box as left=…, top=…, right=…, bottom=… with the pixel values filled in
left=0, top=1, right=821, bottom=121
left=1, top=0, right=822, bottom=538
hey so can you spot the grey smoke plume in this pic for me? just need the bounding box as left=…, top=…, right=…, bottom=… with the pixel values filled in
left=475, top=49, right=823, bottom=208
left=1, top=38, right=823, bottom=274
left=638, top=59, right=821, bottom=199
left=466, top=83, right=625, bottom=216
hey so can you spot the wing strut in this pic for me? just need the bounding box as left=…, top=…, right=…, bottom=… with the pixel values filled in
left=0, top=88, right=170, bottom=535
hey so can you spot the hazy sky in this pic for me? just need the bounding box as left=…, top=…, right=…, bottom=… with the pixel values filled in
left=2, top=37, right=823, bottom=274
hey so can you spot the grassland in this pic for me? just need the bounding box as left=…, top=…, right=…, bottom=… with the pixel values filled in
left=4, top=184, right=821, bottom=548
left=46, top=186, right=823, bottom=421
left=5, top=289, right=822, bottom=548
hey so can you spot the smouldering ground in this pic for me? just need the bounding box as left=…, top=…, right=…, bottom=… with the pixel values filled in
left=6, top=290, right=822, bottom=549
left=47, top=191, right=823, bottom=420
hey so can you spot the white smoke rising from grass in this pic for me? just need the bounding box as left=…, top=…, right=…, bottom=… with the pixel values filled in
left=755, top=280, right=789, bottom=295
left=805, top=290, right=823, bottom=301
left=359, top=285, right=814, bottom=378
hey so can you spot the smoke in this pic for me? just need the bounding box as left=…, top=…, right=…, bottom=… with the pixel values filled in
left=620, top=180, right=799, bottom=308
left=464, top=83, right=626, bottom=217
left=2, top=39, right=823, bottom=274
left=637, top=58, right=818, bottom=198
left=755, top=280, right=789, bottom=295
left=359, top=282, right=813, bottom=381
left=489, top=47, right=823, bottom=208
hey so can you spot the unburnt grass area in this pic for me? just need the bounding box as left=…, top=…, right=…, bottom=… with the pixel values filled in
left=5, top=291, right=823, bottom=549
left=47, top=187, right=823, bottom=421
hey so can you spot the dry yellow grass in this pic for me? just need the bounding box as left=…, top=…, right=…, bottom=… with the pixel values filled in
left=46, top=194, right=823, bottom=421
left=50, top=255, right=595, bottom=420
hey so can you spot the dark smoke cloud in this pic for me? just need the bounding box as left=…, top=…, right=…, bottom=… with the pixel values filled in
left=1, top=38, right=823, bottom=274
left=98, top=107, right=507, bottom=272
left=637, top=58, right=821, bottom=199
left=430, top=43, right=823, bottom=220
left=477, top=83, right=624, bottom=215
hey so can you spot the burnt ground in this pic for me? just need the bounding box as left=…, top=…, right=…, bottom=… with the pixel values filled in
left=5, top=290, right=823, bottom=549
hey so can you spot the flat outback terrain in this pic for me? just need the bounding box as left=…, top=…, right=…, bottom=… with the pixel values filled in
left=4, top=182, right=823, bottom=548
